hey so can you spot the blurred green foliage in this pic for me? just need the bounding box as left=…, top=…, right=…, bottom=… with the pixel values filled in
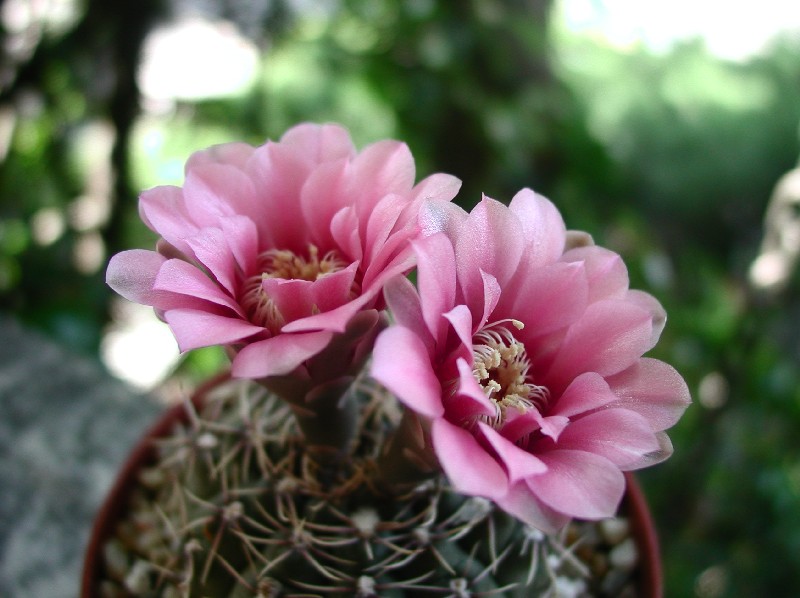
left=2, top=0, right=800, bottom=595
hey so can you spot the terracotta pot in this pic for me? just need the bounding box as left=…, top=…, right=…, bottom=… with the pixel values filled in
left=82, top=374, right=663, bottom=597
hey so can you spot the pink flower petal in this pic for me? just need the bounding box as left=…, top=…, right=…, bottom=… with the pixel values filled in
left=445, top=357, right=496, bottom=420
left=361, top=173, right=460, bottom=286
left=182, top=163, right=258, bottom=228
left=184, top=228, right=239, bottom=295
left=419, top=199, right=468, bottom=239
left=382, top=276, right=430, bottom=347
left=527, top=327, right=568, bottom=378
left=554, top=408, right=660, bottom=468
left=500, top=412, right=545, bottom=444
left=246, top=142, right=312, bottom=248
left=138, top=186, right=198, bottom=257
left=300, top=159, right=349, bottom=250
left=361, top=229, right=415, bottom=290
left=455, top=196, right=524, bottom=312
left=533, top=413, right=570, bottom=442
left=165, top=309, right=263, bottom=351
left=431, top=418, right=508, bottom=500
left=349, top=140, right=416, bottom=215
left=508, top=188, right=566, bottom=267
left=365, top=193, right=405, bottom=265
left=231, top=330, right=335, bottom=378
left=107, top=250, right=205, bottom=312
left=106, top=249, right=165, bottom=306
left=414, top=233, right=457, bottom=344
left=478, top=422, right=547, bottom=483
left=605, top=358, right=691, bottom=431
left=550, top=372, right=620, bottom=418
left=257, top=277, right=314, bottom=324
left=545, top=299, right=654, bottom=391
left=219, top=215, right=258, bottom=275
left=531, top=450, right=625, bottom=519
left=478, top=270, right=501, bottom=329
left=363, top=174, right=460, bottom=276
left=259, top=263, right=358, bottom=325
left=154, top=258, right=242, bottom=315
left=630, top=431, right=674, bottom=469
left=443, top=304, right=474, bottom=350
left=372, top=326, right=444, bottom=418
left=495, top=480, right=569, bottom=533
left=360, top=245, right=418, bottom=299
left=625, top=289, right=667, bottom=351
left=409, top=173, right=462, bottom=205
left=309, top=263, right=361, bottom=312
left=502, top=261, right=588, bottom=339
left=561, top=246, right=629, bottom=303
left=185, top=141, right=255, bottom=171
left=330, top=206, right=362, bottom=262
left=280, top=291, right=374, bottom=334
left=279, top=122, right=355, bottom=163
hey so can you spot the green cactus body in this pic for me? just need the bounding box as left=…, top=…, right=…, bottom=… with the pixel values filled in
left=97, top=378, right=639, bottom=597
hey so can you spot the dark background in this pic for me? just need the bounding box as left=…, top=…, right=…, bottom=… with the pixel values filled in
left=2, top=1, right=799, bottom=595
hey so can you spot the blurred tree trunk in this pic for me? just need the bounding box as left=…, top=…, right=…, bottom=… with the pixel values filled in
left=0, top=0, right=164, bottom=349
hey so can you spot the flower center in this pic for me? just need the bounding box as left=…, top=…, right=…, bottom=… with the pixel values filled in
left=472, top=319, right=549, bottom=427
left=241, top=245, right=348, bottom=332
left=258, top=245, right=347, bottom=282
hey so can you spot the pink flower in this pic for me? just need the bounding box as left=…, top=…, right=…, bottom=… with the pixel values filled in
left=372, top=190, right=690, bottom=532
left=107, top=123, right=460, bottom=379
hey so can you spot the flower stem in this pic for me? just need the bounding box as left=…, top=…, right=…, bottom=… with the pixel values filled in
left=244, top=311, right=388, bottom=468
left=370, top=409, right=439, bottom=494
left=258, top=376, right=359, bottom=467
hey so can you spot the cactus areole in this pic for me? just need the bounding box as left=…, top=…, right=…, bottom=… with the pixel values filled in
left=95, top=123, right=689, bottom=597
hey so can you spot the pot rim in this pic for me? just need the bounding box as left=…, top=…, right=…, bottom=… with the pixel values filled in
left=624, top=471, right=664, bottom=598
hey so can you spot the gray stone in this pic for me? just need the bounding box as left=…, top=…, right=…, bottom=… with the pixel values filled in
left=0, top=314, right=160, bottom=598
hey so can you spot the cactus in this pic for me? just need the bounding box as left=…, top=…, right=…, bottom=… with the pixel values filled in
left=97, top=376, right=641, bottom=598
left=99, top=123, right=689, bottom=597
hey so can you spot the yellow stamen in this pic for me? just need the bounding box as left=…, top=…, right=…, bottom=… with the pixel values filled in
left=471, top=320, right=549, bottom=428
